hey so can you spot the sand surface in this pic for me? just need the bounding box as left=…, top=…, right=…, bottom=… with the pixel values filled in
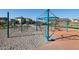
left=35, top=29, right=79, bottom=50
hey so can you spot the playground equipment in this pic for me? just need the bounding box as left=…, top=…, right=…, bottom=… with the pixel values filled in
left=36, top=9, right=71, bottom=42
left=36, top=9, right=59, bottom=41
left=6, top=9, right=69, bottom=39
left=7, top=12, right=9, bottom=38
left=6, top=12, right=32, bottom=38
left=66, top=18, right=69, bottom=32
left=5, top=9, right=79, bottom=40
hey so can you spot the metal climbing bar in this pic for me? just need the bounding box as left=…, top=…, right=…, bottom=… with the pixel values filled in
left=45, top=9, right=49, bottom=41
left=66, top=18, right=69, bottom=32
left=36, top=18, right=38, bottom=31
left=37, top=17, right=59, bottom=21
left=36, top=9, right=59, bottom=42
left=21, top=16, right=23, bottom=32
left=7, top=12, right=9, bottom=38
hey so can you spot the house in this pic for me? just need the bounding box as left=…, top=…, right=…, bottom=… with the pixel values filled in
left=58, top=18, right=71, bottom=22
left=70, top=19, right=78, bottom=22
left=10, top=19, right=15, bottom=24
left=0, top=17, right=7, bottom=23
left=16, top=17, right=23, bottom=23
left=15, top=17, right=35, bottom=24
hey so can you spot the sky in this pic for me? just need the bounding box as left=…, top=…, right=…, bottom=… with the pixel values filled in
left=0, top=9, right=79, bottom=20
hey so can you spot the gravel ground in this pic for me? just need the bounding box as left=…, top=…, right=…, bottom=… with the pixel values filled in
left=0, top=25, right=46, bottom=50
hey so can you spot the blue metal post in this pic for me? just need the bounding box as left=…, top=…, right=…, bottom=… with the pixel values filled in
left=45, top=9, right=49, bottom=41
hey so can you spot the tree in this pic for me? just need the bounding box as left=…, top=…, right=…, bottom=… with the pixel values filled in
left=26, top=18, right=35, bottom=24
left=21, top=18, right=26, bottom=24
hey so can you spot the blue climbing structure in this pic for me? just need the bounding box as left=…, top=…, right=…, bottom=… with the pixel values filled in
left=45, top=9, right=49, bottom=41
left=36, top=9, right=59, bottom=42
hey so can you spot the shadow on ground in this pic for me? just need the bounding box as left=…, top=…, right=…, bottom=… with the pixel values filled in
left=55, top=34, right=79, bottom=40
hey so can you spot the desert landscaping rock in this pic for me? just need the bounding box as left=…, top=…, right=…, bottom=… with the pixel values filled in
left=0, top=26, right=46, bottom=50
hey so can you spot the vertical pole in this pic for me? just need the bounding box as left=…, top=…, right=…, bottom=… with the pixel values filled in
left=59, top=19, right=62, bottom=30
left=7, top=12, right=9, bottom=38
left=14, top=19, right=16, bottom=30
left=21, top=16, right=23, bottom=32
left=36, top=18, right=38, bottom=31
left=54, top=19, right=57, bottom=29
left=66, top=18, right=69, bottom=32
left=60, top=20, right=62, bottom=29
left=45, top=9, right=49, bottom=41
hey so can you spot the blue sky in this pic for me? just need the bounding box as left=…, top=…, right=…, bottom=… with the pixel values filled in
left=0, top=9, right=79, bottom=20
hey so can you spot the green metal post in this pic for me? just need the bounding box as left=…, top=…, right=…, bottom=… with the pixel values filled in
left=75, top=22, right=78, bottom=29
left=36, top=18, right=38, bottom=31
left=66, top=18, right=69, bottom=32
left=14, top=19, right=16, bottom=30
left=7, top=12, right=9, bottom=38
left=54, top=19, right=57, bottom=29
left=21, top=16, right=23, bottom=32
left=60, top=19, right=62, bottom=30
left=21, top=17, right=22, bottom=32
left=45, top=9, right=49, bottom=41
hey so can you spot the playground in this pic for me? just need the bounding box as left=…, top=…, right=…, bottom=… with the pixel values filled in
left=0, top=9, right=79, bottom=50
left=1, top=26, right=79, bottom=50
left=35, top=29, right=79, bottom=50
